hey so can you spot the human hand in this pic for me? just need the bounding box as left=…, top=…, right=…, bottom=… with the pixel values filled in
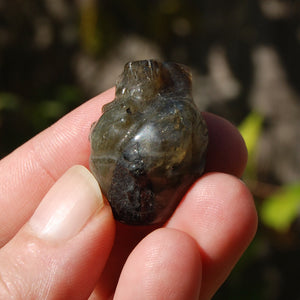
left=0, top=88, right=257, bottom=299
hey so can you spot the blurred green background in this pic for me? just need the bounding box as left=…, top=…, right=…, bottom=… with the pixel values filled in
left=1, top=1, right=300, bottom=299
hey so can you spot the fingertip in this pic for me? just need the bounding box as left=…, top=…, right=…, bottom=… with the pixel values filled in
left=167, top=172, right=257, bottom=299
left=203, top=112, right=248, bottom=177
left=233, top=178, right=258, bottom=244
left=0, top=165, right=116, bottom=299
left=28, top=165, right=105, bottom=242
left=169, top=172, right=257, bottom=254
left=114, top=228, right=202, bottom=300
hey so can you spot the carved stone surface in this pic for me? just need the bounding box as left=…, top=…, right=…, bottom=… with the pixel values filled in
left=89, top=60, right=208, bottom=225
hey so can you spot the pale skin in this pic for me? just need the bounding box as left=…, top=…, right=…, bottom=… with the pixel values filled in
left=0, top=88, right=257, bottom=299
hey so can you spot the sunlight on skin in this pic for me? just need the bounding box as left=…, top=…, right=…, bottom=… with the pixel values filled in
left=0, top=88, right=257, bottom=299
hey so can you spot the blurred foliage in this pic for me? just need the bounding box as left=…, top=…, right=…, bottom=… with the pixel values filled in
left=239, top=111, right=264, bottom=179
left=261, top=184, right=300, bottom=233
left=239, top=111, right=300, bottom=233
left=239, top=112, right=300, bottom=233
left=79, top=1, right=102, bottom=54
left=0, top=92, right=20, bottom=111
left=1, top=0, right=300, bottom=299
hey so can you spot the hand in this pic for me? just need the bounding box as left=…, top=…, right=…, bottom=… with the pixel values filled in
left=0, top=88, right=257, bottom=299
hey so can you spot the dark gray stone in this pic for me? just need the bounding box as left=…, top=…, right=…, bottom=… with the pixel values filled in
left=90, top=60, right=208, bottom=225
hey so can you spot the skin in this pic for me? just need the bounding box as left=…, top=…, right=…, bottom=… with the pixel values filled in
left=0, top=88, right=257, bottom=299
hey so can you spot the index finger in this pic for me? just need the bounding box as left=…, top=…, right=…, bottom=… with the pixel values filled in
left=0, top=89, right=114, bottom=245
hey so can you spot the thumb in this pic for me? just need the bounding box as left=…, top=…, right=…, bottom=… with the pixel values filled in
left=0, top=166, right=115, bottom=300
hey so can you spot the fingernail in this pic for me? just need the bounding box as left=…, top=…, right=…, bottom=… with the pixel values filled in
left=29, top=165, right=104, bottom=241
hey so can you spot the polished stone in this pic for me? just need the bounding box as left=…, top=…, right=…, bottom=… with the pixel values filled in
left=90, top=60, right=208, bottom=225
